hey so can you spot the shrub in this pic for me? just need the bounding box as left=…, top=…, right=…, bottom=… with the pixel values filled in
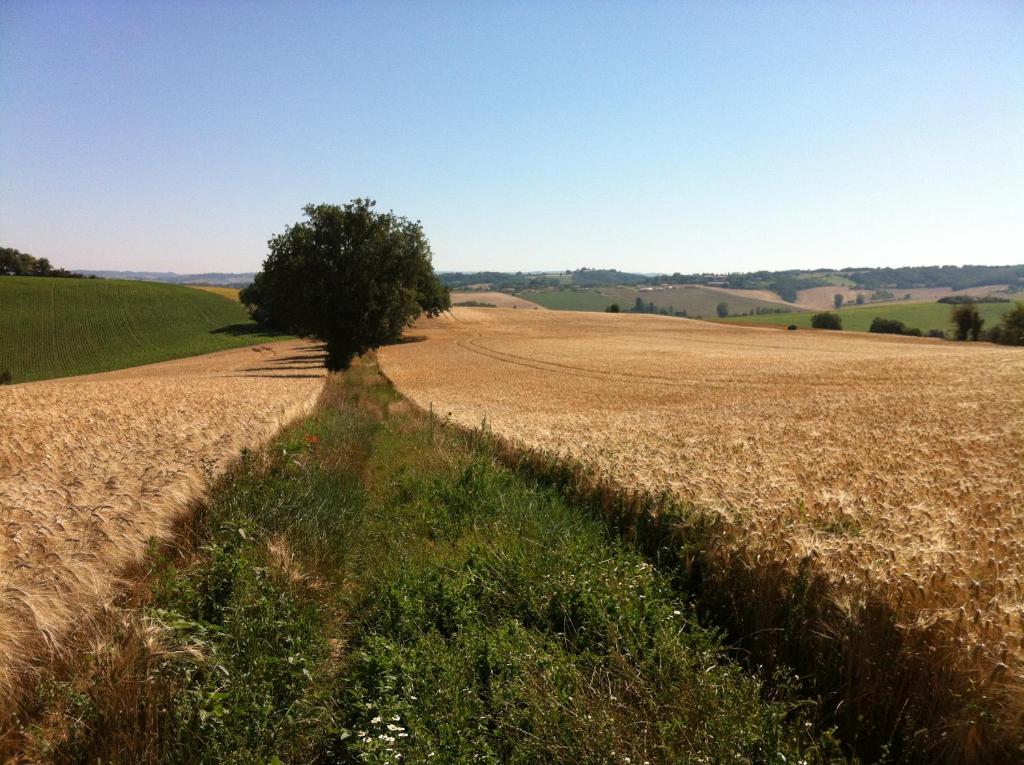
left=787, top=325, right=797, bottom=331
left=985, top=325, right=1004, bottom=344
left=927, top=329, right=946, bottom=339
left=811, top=312, right=842, bottom=330
left=605, top=303, right=620, bottom=313
left=716, top=301, right=729, bottom=318
left=833, top=293, right=843, bottom=309
left=905, top=327, right=922, bottom=337
left=869, top=317, right=907, bottom=335
left=0, top=370, right=11, bottom=385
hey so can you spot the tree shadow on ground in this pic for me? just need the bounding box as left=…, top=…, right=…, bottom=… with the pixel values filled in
left=229, top=373, right=326, bottom=380
left=382, top=334, right=427, bottom=346
left=211, top=323, right=291, bottom=338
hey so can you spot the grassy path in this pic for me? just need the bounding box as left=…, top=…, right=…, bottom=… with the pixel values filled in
left=17, top=358, right=844, bottom=764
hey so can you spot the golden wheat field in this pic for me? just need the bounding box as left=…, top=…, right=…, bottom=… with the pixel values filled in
left=188, top=285, right=242, bottom=301
left=0, top=340, right=325, bottom=709
left=449, top=290, right=546, bottom=309
left=379, top=307, right=1024, bottom=741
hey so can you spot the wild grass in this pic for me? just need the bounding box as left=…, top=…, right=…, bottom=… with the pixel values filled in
left=0, top=276, right=286, bottom=382
left=10, top=358, right=846, bottom=763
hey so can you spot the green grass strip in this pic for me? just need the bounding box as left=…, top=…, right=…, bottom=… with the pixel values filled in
left=32, top=360, right=846, bottom=764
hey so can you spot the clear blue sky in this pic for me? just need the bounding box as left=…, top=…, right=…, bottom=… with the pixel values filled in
left=1, top=1, right=1021, bottom=274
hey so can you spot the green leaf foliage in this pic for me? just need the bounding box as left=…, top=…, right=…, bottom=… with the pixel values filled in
left=242, top=199, right=450, bottom=370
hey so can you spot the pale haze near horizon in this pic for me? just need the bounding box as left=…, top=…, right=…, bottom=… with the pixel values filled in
left=1, top=1, right=1021, bottom=275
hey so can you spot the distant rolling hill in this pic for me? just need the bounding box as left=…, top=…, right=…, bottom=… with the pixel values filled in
left=74, top=270, right=256, bottom=287
left=0, top=276, right=286, bottom=383
left=518, top=285, right=797, bottom=317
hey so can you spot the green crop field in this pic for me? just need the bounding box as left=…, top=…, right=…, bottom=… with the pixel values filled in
left=718, top=299, right=1018, bottom=334
left=0, top=276, right=287, bottom=383
left=517, top=289, right=617, bottom=311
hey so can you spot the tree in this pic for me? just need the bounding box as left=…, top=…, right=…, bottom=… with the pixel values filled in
left=997, top=302, right=1024, bottom=345
left=951, top=304, right=983, bottom=341
left=634, top=296, right=644, bottom=312
left=242, top=199, right=450, bottom=370
left=0, top=247, right=31, bottom=275
left=605, top=303, right=620, bottom=313
left=716, top=301, right=729, bottom=318
left=834, top=293, right=844, bottom=309
left=855, top=293, right=865, bottom=305
left=811, top=312, right=842, bottom=330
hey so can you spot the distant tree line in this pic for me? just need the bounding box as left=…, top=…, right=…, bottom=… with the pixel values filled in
left=937, top=295, right=1010, bottom=305
left=649, top=265, right=1024, bottom=297
left=440, top=271, right=561, bottom=291
left=845, top=264, right=1024, bottom=291
left=0, top=247, right=86, bottom=278
left=442, top=264, right=1024, bottom=300
left=567, top=268, right=649, bottom=287
left=441, top=268, right=649, bottom=291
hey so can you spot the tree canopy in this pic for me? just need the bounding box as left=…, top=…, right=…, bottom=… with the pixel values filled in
left=241, top=200, right=450, bottom=370
left=811, top=312, right=842, bottom=330
left=999, top=303, right=1024, bottom=345
left=951, top=304, right=984, bottom=341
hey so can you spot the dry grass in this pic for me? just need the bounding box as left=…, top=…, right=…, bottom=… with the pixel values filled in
left=449, top=290, right=546, bottom=309
left=379, top=307, right=1024, bottom=758
left=688, top=283, right=796, bottom=307
left=187, top=285, right=241, bottom=301
left=0, top=340, right=325, bottom=717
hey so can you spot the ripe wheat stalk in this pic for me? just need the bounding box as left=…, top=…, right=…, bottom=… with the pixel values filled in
left=379, top=307, right=1024, bottom=760
left=0, top=340, right=326, bottom=719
